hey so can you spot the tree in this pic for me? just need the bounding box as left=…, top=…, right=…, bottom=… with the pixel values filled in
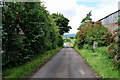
left=2, top=2, right=63, bottom=67
left=78, top=11, right=92, bottom=30
left=51, top=13, right=72, bottom=35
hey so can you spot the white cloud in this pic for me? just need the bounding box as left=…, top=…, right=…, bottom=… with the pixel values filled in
left=92, top=2, right=118, bottom=21
left=42, top=0, right=119, bottom=34
left=42, top=0, right=76, bottom=14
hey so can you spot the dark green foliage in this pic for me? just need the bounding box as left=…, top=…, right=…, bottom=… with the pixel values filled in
left=2, top=2, right=63, bottom=68
left=51, top=13, right=72, bottom=35
left=57, top=35, right=64, bottom=47
left=2, top=47, right=63, bottom=78
left=69, top=37, right=74, bottom=39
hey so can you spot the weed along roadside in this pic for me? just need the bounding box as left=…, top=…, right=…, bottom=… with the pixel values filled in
left=73, top=22, right=119, bottom=78
left=71, top=11, right=120, bottom=78
left=2, top=46, right=63, bottom=79
left=74, top=46, right=119, bottom=78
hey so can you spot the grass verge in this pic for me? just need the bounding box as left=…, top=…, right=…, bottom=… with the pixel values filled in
left=69, top=42, right=74, bottom=47
left=75, top=47, right=119, bottom=78
left=2, top=46, right=63, bottom=79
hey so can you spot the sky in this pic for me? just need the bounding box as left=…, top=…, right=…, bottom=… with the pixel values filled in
left=42, top=0, right=120, bottom=34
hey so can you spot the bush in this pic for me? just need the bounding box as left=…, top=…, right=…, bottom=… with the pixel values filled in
left=75, top=21, right=108, bottom=48
left=103, top=23, right=120, bottom=67
left=83, top=44, right=92, bottom=50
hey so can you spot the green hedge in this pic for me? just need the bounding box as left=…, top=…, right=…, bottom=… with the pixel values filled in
left=2, top=2, right=63, bottom=68
left=2, top=46, right=63, bottom=79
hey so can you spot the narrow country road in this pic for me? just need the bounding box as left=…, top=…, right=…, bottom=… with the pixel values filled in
left=31, top=44, right=97, bottom=78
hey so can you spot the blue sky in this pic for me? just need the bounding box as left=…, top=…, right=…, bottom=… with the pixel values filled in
left=76, top=1, right=101, bottom=7
left=43, top=0, right=119, bottom=34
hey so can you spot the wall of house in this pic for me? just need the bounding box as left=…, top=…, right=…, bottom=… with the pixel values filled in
left=98, top=10, right=119, bottom=32
left=97, top=2, right=120, bottom=32
left=118, top=1, right=120, bottom=10
left=100, top=13, right=118, bottom=26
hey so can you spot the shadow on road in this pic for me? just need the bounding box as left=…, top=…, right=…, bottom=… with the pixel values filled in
left=64, top=46, right=72, bottom=48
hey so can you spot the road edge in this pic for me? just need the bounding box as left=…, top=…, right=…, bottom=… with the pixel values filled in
left=71, top=46, right=100, bottom=78
left=27, top=46, right=64, bottom=78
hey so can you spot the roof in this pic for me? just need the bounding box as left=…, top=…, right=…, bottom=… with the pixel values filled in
left=98, top=10, right=120, bottom=22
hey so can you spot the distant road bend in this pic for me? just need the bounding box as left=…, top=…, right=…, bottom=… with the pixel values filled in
left=31, top=44, right=97, bottom=78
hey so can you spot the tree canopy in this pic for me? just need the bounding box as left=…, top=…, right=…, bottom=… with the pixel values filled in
left=78, top=11, right=92, bottom=30
left=51, top=13, right=72, bottom=35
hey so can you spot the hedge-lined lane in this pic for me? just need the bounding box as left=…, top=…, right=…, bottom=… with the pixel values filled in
left=2, top=46, right=63, bottom=79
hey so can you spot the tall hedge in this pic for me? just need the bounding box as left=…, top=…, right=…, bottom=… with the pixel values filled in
left=2, top=2, right=63, bottom=68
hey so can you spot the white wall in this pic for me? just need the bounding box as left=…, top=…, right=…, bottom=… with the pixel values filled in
left=118, top=1, right=120, bottom=10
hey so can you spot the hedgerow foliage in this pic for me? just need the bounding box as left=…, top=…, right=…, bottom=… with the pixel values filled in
left=2, top=2, right=64, bottom=67
left=75, top=21, right=108, bottom=49
left=103, top=24, right=120, bottom=67
left=75, top=12, right=120, bottom=68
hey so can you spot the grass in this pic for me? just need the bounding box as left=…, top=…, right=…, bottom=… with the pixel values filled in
left=63, top=36, right=76, bottom=47
left=2, top=46, right=63, bottom=79
left=69, top=42, right=74, bottom=47
left=75, top=47, right=119, bottom=78
left=64, top=40, right=75, bottom=47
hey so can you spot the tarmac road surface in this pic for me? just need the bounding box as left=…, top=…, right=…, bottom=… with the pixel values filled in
left=31, top=44, right=97, bottom=78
